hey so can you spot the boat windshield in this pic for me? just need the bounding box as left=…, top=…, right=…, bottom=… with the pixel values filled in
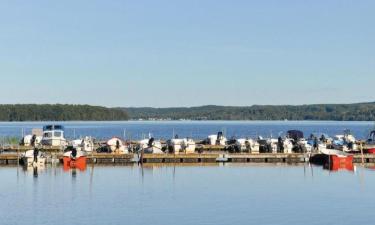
left=43, top=125, right=64, bottom=131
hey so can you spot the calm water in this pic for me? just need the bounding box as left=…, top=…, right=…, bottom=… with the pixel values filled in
left=0, top=121, right=374, bottom=140
left=1, top=121, right=374, bottom=224
left=1, top=164, right=374, bottom=225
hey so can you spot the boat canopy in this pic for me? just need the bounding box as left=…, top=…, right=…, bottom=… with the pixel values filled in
left=43, top=125, right=65, bottom=131
left=369, top=130, right=375, bottom=140
left=287, top=130, right=304, bottom=140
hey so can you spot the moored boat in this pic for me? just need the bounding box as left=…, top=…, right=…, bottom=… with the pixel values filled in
left=310, top=148, right=353, bottom=171
left=63, top=148, right=87, bottom=170
left=21, top=149, right=46, bottom=167
left=364, top=130, right=375, bottom=154
left=106, top=137, right=129, bottom=154
left=71, top=136, right=95, bottom=153
left=41, top=125, right=67, bottom=147
left=206, top=132, right=227, bottom=146
left=331, top=129, right=358, bottom=153
left=139, top=138, right=163, bottom=154
left=167, top=137, right=196, bottom=154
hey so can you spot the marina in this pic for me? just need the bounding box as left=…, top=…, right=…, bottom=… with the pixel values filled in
left=0, top=121, right=374, bottom=172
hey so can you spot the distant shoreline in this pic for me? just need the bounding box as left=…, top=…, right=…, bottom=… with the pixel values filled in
left=0, top=102, right=374, bottom=121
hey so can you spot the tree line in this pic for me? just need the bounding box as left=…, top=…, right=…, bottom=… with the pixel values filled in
left=0, top=104, right=129, bottom=121
left=123, top=102, right=375, bottom=121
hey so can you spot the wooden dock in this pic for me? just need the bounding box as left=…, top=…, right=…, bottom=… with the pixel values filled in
left=1, top=153, right=375, bottom=165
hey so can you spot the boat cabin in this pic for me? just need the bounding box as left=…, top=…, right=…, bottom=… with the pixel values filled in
left=41, top=125, right=66, bottom=147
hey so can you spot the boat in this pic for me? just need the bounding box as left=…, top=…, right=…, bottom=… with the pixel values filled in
left=41, top=125, right=67, bottom=147
left=230, top=138, right=259, bottom=153
left=71, top=136, right=95, bottom=152
left=306, top=133, right=331, bottom=153
left=21, top=134, right=42, bottom=147
left=257, top=137, right=277, bottom=153
left=364, top=130, right=375, bottom=154
left=106, top=137, right=129, bottom=154
left=310, top=148, right=354, bottom=171
left=206, top=132, right=227, bottom=146
left=167, top=137, right=196, bottom=154
left=331, top=129, right=358, bottom=152
left=285, top=130, right=312, bottom=153
left=63, top=148, right=87, bottom=170
left=21, top=149, right=46, bottom=167
left=139, top=138, right=163, bottom=154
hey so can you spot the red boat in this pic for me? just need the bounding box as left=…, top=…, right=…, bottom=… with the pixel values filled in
left=329, top=154, right=354, bottom=171
left=310, top=149, right=354, bottom=171
left=63, top=149, right=87, bottom=171
left=364, top=130, right=375, bottom=154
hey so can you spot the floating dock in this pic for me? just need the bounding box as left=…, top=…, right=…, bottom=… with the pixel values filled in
left=1, top=153, right=375, bottom=165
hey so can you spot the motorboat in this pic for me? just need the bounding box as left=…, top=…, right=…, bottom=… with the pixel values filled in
left=306, top=133, right=330, bottom=153
left=364, top=130, right=375, bottom=154
left=332, top=130, right=358, bottom=152
left=310, top=148, right=354, bottom=171
left=206, top=132, right=227, bottom=146
left=21, top=149, right=46, bottom=167
left=139, top=138, right=163, bottom=154
left=63, top=148, right=87, bottom=170
left=41, top=125, right=67, bottom=147
left=106, top=137, right=129, bottom=154
left=71, top=136, right=95, bottom=152
left=21, top=135, right=42, bottom=147
left=167, top=137, right=196, bottom=154
left=230, top=138, right=259, bottom=153
left=285, top=130, right=312, bottom=153
left=257, top=137, right=277, bottom=153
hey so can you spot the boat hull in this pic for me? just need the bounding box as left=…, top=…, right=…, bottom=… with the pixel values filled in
left=22, top=157, right=46, bottom=167
left=63, top=156, right=87, bottom=171
left=310, top=154, right=353, bottom=171
left=364, top=146, right=375, bottom=154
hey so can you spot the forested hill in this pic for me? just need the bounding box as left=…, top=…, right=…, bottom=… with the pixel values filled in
left=123, top=102, right=375, bottom=121
left=0, top=104, right=129, bottom=121
left=2, top=103, right=375, bottom=121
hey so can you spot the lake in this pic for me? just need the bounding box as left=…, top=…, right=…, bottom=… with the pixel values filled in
left=1, top=121, right=375, bottom=225
left=1, top=164, right=374, bottom=225
left=0, top=121, right=374, bottom=141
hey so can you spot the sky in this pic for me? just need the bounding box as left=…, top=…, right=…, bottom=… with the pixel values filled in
left=0, top=0, right=374, bottom=107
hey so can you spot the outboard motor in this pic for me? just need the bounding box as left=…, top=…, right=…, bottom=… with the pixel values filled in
left=33, top=148, right=39, bottom=163
left=71, top=148, right=77, bottom=159
left=31, top=135, right=37, bottom=147
left=116, top=140, right=120, bottom=149
left=368, top=131, right=375, bottom=142
left=277, top=136, right=284, bottom=153
left=148, top=138, right=155, bottom=148
left=216, top=132, right=224, bottom=145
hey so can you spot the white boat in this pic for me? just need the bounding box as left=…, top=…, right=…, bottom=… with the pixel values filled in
left=234, top=138, right=259, bottom=153
left=332, top=130, right=358, bottom=152
left=168, top=138, right=196, bottom=154
left=21, top=149, right=46, bottom=167
left=41, top=125, right=67, bottom=147
left=257, top=137, right=277, bottom=153
left=21, top=135, right=42, bottom=147
left=139, top=138, right=163, bottom=154
left=106, top=137, right=129, bottom=154
left=364, top=130, right=375, bottom=153
left=71, top=137, right=95, bottom=152
left=206, top=132, right=227, bottom=146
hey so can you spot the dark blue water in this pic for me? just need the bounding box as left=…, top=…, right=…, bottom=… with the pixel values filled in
left=0, top=121, right=374, bottom=140
left=1, top=164, right=374, bottom=225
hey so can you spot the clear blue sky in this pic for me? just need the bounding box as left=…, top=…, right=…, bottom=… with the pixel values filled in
left=0, top=0, right=374, bottom=107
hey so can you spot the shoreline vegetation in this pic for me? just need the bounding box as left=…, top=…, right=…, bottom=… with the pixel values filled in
left=123, top=102, right=375, bottom=121
left=0, top=102, right=374, bottom=121
left=0, top=104, right=129, bottom=121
